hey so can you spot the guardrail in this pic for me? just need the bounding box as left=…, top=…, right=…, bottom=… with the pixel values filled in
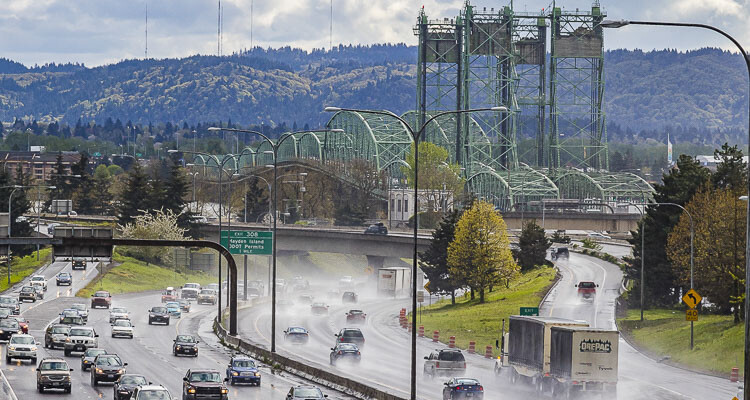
left=213, top=314, right=406, bottom=400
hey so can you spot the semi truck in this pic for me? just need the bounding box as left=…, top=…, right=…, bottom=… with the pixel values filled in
left=497, top=316, right=618, bottom=397
left=377, top=267, right=411, bottom=297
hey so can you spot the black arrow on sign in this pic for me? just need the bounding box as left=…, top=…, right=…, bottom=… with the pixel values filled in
left=688, top=293, right=697, bottom=305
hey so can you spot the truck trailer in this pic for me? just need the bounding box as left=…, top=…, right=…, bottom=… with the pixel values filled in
left=377, top=267, right=411, bottom=297
left=548, top=326, right=619, bottom=397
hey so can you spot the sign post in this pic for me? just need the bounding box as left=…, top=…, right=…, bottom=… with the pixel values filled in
left=220, top=230, right=273, bottom=255
left=682, top=289, right=703, bottom=350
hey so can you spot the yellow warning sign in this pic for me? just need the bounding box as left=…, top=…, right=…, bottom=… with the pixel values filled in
left=424, top=281, right=431, bottom=294
left=682, top=289, right=702, bottom=309
left=686, top=309, right=698, bottom=321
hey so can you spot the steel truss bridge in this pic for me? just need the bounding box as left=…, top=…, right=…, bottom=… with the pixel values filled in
left=187, top=1, right=654, bottom=212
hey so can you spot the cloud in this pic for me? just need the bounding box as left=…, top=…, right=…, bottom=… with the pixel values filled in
left=0, top=0, right=747, bottom=67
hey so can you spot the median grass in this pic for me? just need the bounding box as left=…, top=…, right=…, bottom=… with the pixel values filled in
left=618, top=309, right=743, bottom=377
left=416, top=266, right=557, bottom=356
left=0, top=247, right=52, bottom=293
left=76, top=252, right=215, bottom=298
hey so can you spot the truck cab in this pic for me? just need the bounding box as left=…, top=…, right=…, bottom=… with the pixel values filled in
left=423, top=349, right=466, bottom=378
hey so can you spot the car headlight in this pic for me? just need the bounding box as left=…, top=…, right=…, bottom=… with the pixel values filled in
left=187, top=387, right=196, bottom=394
left=0, top=330, right=4, bottom=334
left=117, top=369, right=125, bottom=374
left=30, top=346, right=37, bottom=351
left=232, top=371, right=239, bottom=376
left=175, top=345, right=181, bottom=350
left=96, top=368, right=103, bottom=373
left=83, top=360, right=89, bottom=364
left=7, top=346, right=14, bottom=351
left=65, top=338, right=71, bottom=342
left=254, top=372, right=261, bottom=377
left=221, top=388, right=228, bottom=394
left=64, top=375, right=71, bottom=381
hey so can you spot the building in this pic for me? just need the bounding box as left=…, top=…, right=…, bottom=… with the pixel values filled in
left=0, top=151, right=80, bottom=181
left=695, top=155, right=750, bottom=171
left=388, top=189, right=454, bottom=226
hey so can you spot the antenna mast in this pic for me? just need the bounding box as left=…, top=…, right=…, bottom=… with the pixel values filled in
left=329, top=0, right=333, bottom=51
left=145, top=1, right=148, bottom=58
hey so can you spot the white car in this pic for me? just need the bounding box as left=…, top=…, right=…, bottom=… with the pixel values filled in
left=30, top=275, right=47, bottom=291
left=111, top=319, right=134, bottom=339
left=109, top=307, right=130, bottom=324
left=131, top=385, right=173, bottom=400
left=63, top=327, right=98, bottom=356
left=6, top=333, right=38, bottom=363
left=587, top=232, right=611, bottom=240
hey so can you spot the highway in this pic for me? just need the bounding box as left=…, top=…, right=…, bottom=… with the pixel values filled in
left=2, top=259, right=355, bottom=399
left=238, top=252, right=739, bottom=400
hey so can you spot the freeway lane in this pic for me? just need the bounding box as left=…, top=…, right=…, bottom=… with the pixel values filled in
left=544, top=253, right=738, bottom=399
left=3, top=262, right=355, bottom=399
left=238, top=286, right=536, bottom=400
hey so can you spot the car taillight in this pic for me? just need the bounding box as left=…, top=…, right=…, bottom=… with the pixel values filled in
left=436, top=362, right=440, bottom=368
left=456, top=386, right=462, bottom=390
left=357, top=351, right=360, bottom=355
left=572, top=381, right=579, bottom=385
left=479, top=386, right=483, bottom=391
left=464, top=363, right=467, bottom=368
left=338, top=351, right=342, bottom=355
left=339, top=337, right=344, bottom=342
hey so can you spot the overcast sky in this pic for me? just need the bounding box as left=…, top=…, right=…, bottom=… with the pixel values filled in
left=0, top=0, right=748, bottom=67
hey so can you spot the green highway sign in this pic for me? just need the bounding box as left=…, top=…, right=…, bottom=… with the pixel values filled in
left=220, top=230, right=273, bottom=255
left=93, top=152, right=101, bottom=157
left=520, top=307, right=539, bottom=316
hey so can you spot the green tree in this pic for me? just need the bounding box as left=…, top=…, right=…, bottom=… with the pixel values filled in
left=517, top=219, right=550, bottom=271
left=92, top=165, right=113, bottom=215
left=448, top=201, right=518, bottom=303
left=118, top=208, right=187, bottom=265
left=419, top=208, right=462, bottom=304
left=712, top=143, right=747, bottom=191
left=667, top=185, right=745, bottom=320
left=117, top=162, right=150, bottom=225
left=46, top=153, right=69, bottom=210
left=71, top=154, right=95, bottom=214
left=627, top=154, right=711, bottom=308
left=238, top=176, right=269, bottom=223
left=402, top=141, right=464, bottom=215
left=162, top=155, right=194, bottom=232
left=6, top=164, right=33, bottom=256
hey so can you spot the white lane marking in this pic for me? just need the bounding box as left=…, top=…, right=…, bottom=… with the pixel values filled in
left=0, top=367, right=19, bottom=400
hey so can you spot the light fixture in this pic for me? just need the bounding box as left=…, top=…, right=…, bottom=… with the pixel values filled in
left=207, top=127, right=222, bottom=131
left=600, top=19, right=630, bottom=28
left=324, top=106, right=342, bottom=112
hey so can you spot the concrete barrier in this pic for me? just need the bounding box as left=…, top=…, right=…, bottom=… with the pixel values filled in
left=214, top=319, right=406, bottom=400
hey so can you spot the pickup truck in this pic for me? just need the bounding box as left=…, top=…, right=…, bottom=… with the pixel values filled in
left=576, top=281, right=599, bottom=300
left=423, top=349, right=466, bottom=378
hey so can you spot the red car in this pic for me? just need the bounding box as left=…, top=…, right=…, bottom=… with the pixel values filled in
left=345, top=310, right=366, bottom=324
left=90, top=291, right=112, bottom=309
left=576, top=281, right=599, bottom=300
left=12, top=316, right=29, bottom=334
left=161, top=287, right=177, bottom=303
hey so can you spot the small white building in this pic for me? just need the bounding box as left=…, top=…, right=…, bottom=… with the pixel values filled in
left=387, top=189, right=454, bottom=225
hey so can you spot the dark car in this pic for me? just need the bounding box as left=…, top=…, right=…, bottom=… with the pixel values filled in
left=0, top=317, right=21, bottom=340
left=36, top=358, right=72, bottom=393
left=0, top=295, right=20, bottom=315
left=173, top=334, right=199, bottom=357
left=91, top=354, right=127, bottom=386
left=311, top=303, right=329, bottom=316
left=81, top=348, right=108, bottom=371
left=551, top=247, right=569, bottom=260
left=342, top=291, right=358, bottom=304
left=334, top=328, right=365, bottom=348
left=59, top=315, right=84, bottom=326
left=226, top=356, right=260, bottom=386
left=91, top=290, right=112, bottom=309
left=148, top=306, right=170, bottom=325
left=329, top=343, right=361, bottom=366
left=56, top=272, right=73, bottom=286
left=364, top=222, right=388, bottom=235
left=178, top=299, right=192, bottom=313
left=345, top=310, right=366, bottom=324
left=442, top=377, right=484, bottom=400
left=19, top=286, right=38, bottom=302
left=286, top=385, right=327, bottom=399
left=291, top=276, right=309, bottom=291
left=283, top=327, right=309, bottom=344
left=72, top=259, right=86, bottom=270
left=182, top=369, right=228, bottom=400
left=44, top=324, right=70, bottom=349
left=113, top=374, right=148, bottom=400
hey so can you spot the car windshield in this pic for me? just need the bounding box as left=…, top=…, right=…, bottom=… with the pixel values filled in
left=69, top=328, right=93, bottom=337
left=51, top=326, right=70, bottom=334
left=232, top=360, right=256, bottom=368
left=58, top=273, right=70, bottom=278
left=21, top=287, right=34, bottom=292
left=61, top=310, right=78, bottom=316
left=61, top=317, right=82, bottom=324
left=184, top=283, right=199, bottom=289
left=312, top=303, right=326, bottom=308
left=288, top=327, right=307, bottom=334
left=338, top=343, right=358, bottom=351
left=456, top=379, right=479, bottom=386
left=199, top=290, right=215, bottom=295
left=0, top=297, right=15, bottom=304
left=10, top=336, right=34, bottom=344
left=152, top=307, right=167, bottom=313
left=137, top=389, right=171, bottom=400
left=0, top=309, right=9, bottom=317
left=112, top=308, right=127, bottom=314
left=85, top=349, right=106, bottom=357
left=31, top=276, right=44, bottom=282
left=342, top=330, right=363, bottom=338
left=114, top=320, right=131, bottom=327
left=579, top=282, right=596, bottom=289
left=96, top=356, right=122, bottom=366
left=439, top=351, right=465, bottom=361
left=176, top=335, right=195, bottom=343
left=189, top=372, right=221, bottom=382
left=40, top=361, right=69, bottom=371
left=94, top=292, right=109, bottom=297
left=0, top=319, right=18, bottom=328
left=348, top=310, right=363, bottom=314
left=120, top=375, right=147, bottom=385
left=71, top=304, right=86, bottom=311
left=294, top=388, right=323, bottom=397
left=178, top=300, right=189, bottom=304
left=166, top=302, right=179, bottom=308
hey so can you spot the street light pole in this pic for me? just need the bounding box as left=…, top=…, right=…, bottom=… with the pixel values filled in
left=602, top=18, right=747, bottom=389
left=324, top=106, right=507, bottom=400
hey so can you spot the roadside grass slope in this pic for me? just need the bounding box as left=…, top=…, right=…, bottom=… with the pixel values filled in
left=0, top=248, right=52, bottom=292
